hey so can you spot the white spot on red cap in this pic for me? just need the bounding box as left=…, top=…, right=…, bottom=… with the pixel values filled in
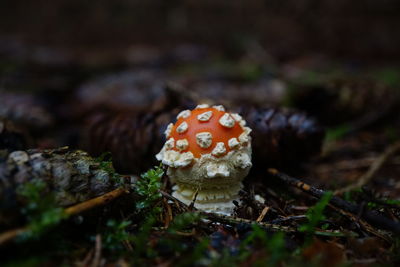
left=239, top=132, right=250, bottom=145
left=176, top=139, right=189, bottom=151
left=162, top=150, right=194, bottom=168
left=165, top=138, right=175, bottom=150
left=231, top=113, right=246, bottom=126
left=161, top=150, right=180, bottom=166
left=197, top=111, right=213, bottom=122
left=176, top=110, right=191, bottom=120
left=174, top=152, right=194, bottom=168
left=219, top=113, right=235, bottom=128
left=228, top=137, right=240, bottom=149
left=212, top=142, right=226, bottom=156
left=196, top=104, right=210, bottom=109
left=196, top=132, right=213, bottom=148
left=212, top=105, right=225, bottom=112
left=176, top=121, right=188, bottom=133
left=164, top=123, right=174, bottom=138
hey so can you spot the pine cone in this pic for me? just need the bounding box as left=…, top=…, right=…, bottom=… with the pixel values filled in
left=0, top=148, right=124, bottom=228
left=75, top=70, right=169, bottom=113
left=291, top=77, right=398, bottom=126
left=82, top=110, right=175, bottom=174
left=83, top=106, right=324, bottom=174
left=243, top=107, right=325, bottom=169
left=0, top=90, right=54, bottom=130
left=76, top=76, right=195, bottom=174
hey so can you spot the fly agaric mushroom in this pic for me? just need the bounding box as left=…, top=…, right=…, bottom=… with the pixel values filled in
left=156, top=104, right=252, bottom=214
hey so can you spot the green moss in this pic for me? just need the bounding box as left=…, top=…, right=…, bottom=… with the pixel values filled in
left=3, top=257, right=48, bottom=267
left=325, top=124, right=351, bottom=142
left=168, top=212, right=203, bottom=234
left=384, top=199, right=400, bottom=206
left=95, top=152, right=124, bottom=186
left=372, top=68, right=400, bottom=87
left=103, top=219, right=132, bottom=252
left=16, top=179, right=67, bottom=241
left=134, top=166, right=163, bottom=211
left=299, top=191, right=333, bottom=236
left=130, top=215, right=158, bottom=265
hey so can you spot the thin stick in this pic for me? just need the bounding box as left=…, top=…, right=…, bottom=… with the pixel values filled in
left=90, top=234, right=102, bottom=267
left=0, top=227, right=26, bottom=244
left=77, top=248, right=94, bottom=267
left=270, top=215, right=307, bottom=224
left=162, top=198, right=173, bottom=228
left=335, top=141, right=400, bottom=194
left=256, top=206, right=270, bottom=222
left=64, top=188, right=128, bottom=215
left=203, top=212, right=297, bottom=233
left=204, top=211, right=355, bottom=237
left=328, top=205, right=392, bottom=243
left=268, top=168, right=400, bottom=235
left=0, top=187, right=129, bottom=246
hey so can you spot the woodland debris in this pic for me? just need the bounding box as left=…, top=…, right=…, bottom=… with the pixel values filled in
left=335, top=140, right=400, bottom=194
left=159, top=190, right=353, bottom=237
left=0, top=147, right=128, bottom=228
left=242, top=107, right=325, bottom=169
left=0, top=187, right=129, bottom=245
left=268, top=168, right=400, bottom=234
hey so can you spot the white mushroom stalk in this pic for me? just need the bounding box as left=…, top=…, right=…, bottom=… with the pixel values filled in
left=156, top=104, right=252, bottom=214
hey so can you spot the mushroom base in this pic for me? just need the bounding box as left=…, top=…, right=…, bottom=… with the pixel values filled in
left=171, top=183, right=243, bottom=215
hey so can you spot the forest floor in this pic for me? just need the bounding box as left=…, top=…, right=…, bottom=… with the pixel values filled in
left=1, top=41, right=400, bottom=266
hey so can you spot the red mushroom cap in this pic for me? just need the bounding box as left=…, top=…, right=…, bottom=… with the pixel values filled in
left=168, top=107, right=244, bottom=158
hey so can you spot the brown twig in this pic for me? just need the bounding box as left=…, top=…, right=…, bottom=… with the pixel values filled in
left=65, top=188, right=128, bottom=215
left=90, top=234, right=102, bottom=267
left=268, top=168, right=400, bottom=235
left=0, top=227, right=26, bottom=245
left=203, top=211, right=355, bottom=236
left=175, top=229, right=197, bottom=236
left=162, top=198, right=173, bottom=228
left=335, top=141, right=400, bottom=194
left=77, top=248, right=94, bottom=267
left=159, top=190, right=191, bottom=212
left=270, top=215, right=307, bottom=224
left=0, top=187, right=129, bottom=246
left=328, top=205, right=392, bottom=244
left=256, top=206, right=270, bottom=222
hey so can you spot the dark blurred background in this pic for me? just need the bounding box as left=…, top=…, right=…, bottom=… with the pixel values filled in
left=1, top=0, right=400, bottom=64
left=1, top=0, right=400, bottom=174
